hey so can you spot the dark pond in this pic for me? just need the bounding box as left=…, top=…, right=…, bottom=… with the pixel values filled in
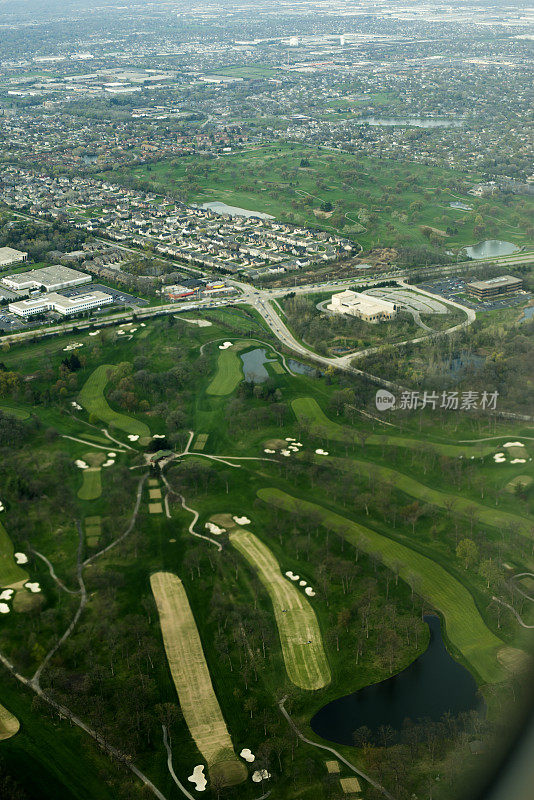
left=521, top=306, right=534, bottom=322
left=287, top=358, right=317, bottom=376
left=240, top=348, right=275, bottom=382
left=447, top=352, right=486, bottom=380
left=311, top=615, right=483, bottom=746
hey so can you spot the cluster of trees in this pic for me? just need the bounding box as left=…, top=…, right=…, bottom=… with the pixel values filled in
left=0, top=216, right=86, bottom=263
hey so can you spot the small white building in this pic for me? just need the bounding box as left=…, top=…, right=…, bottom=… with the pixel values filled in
left=327, top=290, right=397, bottom=323
left=0, top=247, right=28, bottom=267
left=2, top=265, right=91, bottom=293
left=9, top=291, right=113, bottom=318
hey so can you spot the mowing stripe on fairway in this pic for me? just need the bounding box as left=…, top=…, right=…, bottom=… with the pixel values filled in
left=258, top=488, right=504, bottom=684
left=150, top=572, right=246, bottom=787
left=324, top=455, right=531, bottom=538
left=0, top=702, right=19, bottom=741
left=0, top=521, right=29, bottom=588
left=229, top=528, right=331, bottom=690
left=79, top=364, right=150, bottom=437
left=206, top=347, right=244, bottom=396
left=292, top=397, right=501, bottom=457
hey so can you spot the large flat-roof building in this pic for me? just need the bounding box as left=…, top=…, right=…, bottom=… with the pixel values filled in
left=1, top=265, right=91, bottom=293
left=0, top=247, right=28, bottom=267
left=327, top=289, right=397, bottom=323
left=9, top=291, right=113, bottom=318
left=466, top=275, right=523, bottom=299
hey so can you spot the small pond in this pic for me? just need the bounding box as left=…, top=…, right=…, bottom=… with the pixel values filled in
left=240, top=348, right=275, bottom=382
left=310, top=615, right=483, bottom=746
left=463, top=240, right=520, bottom=259
left=287, top=359, right=318, bottom=376
left=449, top=201, right=472, bottom=211
left=521, top=306, right=534, bottom=322
left=447, top=352, right=486, bottom=380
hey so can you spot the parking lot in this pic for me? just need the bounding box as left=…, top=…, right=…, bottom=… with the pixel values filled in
left=417, top=277, right=530, bottom=311
left=60, top=283, right=148, bottom=307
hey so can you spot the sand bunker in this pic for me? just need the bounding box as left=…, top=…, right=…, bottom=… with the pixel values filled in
left=102, top=459, right=115, bottom=467
left=219, top=341, right=233, bottom=350
left=63, top=343, right=83, bottom=351
left=0, top=502, right=4, bottom=512
left=153, top=434, right=166, bottom=439
left=182, top=318, right=213, bottom=327
left=75, top=459, right=89, bottom=469
left=281, top=449, right=291, bottom=457
left=88, top=330, right=100, bottom=336
left=503, top=442, right=524, bottom=448
left=493, top=453, right=506, bottom=463
left=25, top=582, right=41, bottom=593
left=14, top=553, right=28, bottom=565
left=128, top=434, right=140, bottom=441
left=71, top=401, right=82, bottom=410
left=107, top=452, right=116, bottom=457
left=0, top=590, right=14, bottom=601
left=205, top=522, right=225, bottom=535
left=233, top=516, right=251, bottom=526
left=315, top=449, right=329, bottom=456
left=0, top=603, right=10, bottom=614
left=305, top=587, right=316, bottom=597
left=285, top=438, right=296, bottom=442
left=511, top=458, right=526, bottom=464
left=240, top=748, right=255, bottom=763
left=264, top=448, right=275, bottom=454
left=252, top=770, right=271, bottom=783
left=188, top=765, right=207, bottom=792
left=299, top=580, right=307, bottom=587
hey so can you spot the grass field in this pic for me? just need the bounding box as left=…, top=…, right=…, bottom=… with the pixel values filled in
left=229, top=527, right=331, bottom=691
left=78, top=365, right=150, bottom=437
left=258, top=488, right=505, bottom=684
left=77, top=469, right=102, bottom=501
left=292, top=397, right=498, bottom=458
left=150, top=571, right=246, bottom=786
left=206, top=346, right=244, bottom=396
left=0, top=702, right=19, bottom=741
left=0, top=522, right=28, bottom=588
left=325, top=454, right=532, bottom=538
left=0, top=403, right=30, bottom=420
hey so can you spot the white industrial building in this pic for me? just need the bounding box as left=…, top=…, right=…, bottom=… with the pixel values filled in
left=9, top=291, right=113, bottom=318
left=327, top=290, right=397, bottom=323
left=0, top=247, right=28, bottom=267
left=1, top=265, right=91, bottom=293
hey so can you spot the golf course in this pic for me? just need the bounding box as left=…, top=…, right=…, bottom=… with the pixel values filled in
left=78, top=364, right=150, bottom=437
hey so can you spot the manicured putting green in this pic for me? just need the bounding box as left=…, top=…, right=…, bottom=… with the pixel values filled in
left=229, top=527, right=330, bottom=690
left=150, top=572, right=246, bottom=786
left=78, top=364, right=150, bottom=437
left=0, top=702, right=20, bottom=741
left=206, top=345, right=245, bottom=396
left=326, top=455, right=531, bottom=538
left=0, top=521, right=28, bottom=588
left=292, top=397, right=500, bottom=457
left=258, top=488, right=504, bottom=684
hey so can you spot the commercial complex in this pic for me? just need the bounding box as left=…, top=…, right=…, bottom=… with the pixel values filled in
left=466, top=275, right=523, bottom=299
left=9, top=290, right=113, bottom=318
left=0, top=247, right=28, bottom=267
left=327, top=290, right=397, bottom=323
left=1, top=265, right=91, bottom=293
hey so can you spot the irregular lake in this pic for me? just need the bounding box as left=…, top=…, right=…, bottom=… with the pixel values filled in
left=201, top=201, right=274, bottom=220
left=355, top=117, right=462, bottom=128
left=240, top=348, right=275, bottom=382
left=311, top=615, right=483, bottom=745
left=463, top=240, right=520, bottom=259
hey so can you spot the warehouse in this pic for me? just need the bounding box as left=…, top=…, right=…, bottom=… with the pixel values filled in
left=0, top=247, right=28, bottom=267
left=9, top=290, right=113, bottom=318
left=1, top=265, right=91, bottom=293
left=466, top=275, right=523, bottom=299
left=327, top=290, right=397, bottom=323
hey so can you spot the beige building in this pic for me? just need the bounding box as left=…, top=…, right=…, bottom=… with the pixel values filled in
left=0, top=247, right=27, bottom=267
left=327, top=289, right=397, bottom=323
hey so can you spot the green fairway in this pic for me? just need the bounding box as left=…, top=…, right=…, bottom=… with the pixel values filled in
left=325, top=455, right=531, bottom=538
left=258, top=488, right=505, bottom=684
left=77, top=468, right=102, bottom=501
left=292, top=397, right=498, bottom=457
left=78, top=364, right=150, bottom=437
left=206, top=346, right=244, bottom=396
left=229, top=527, right=331, bottom=690
left=0, top=403, right=30, bottom=420
left=0, top=522, right=28, bottom=588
